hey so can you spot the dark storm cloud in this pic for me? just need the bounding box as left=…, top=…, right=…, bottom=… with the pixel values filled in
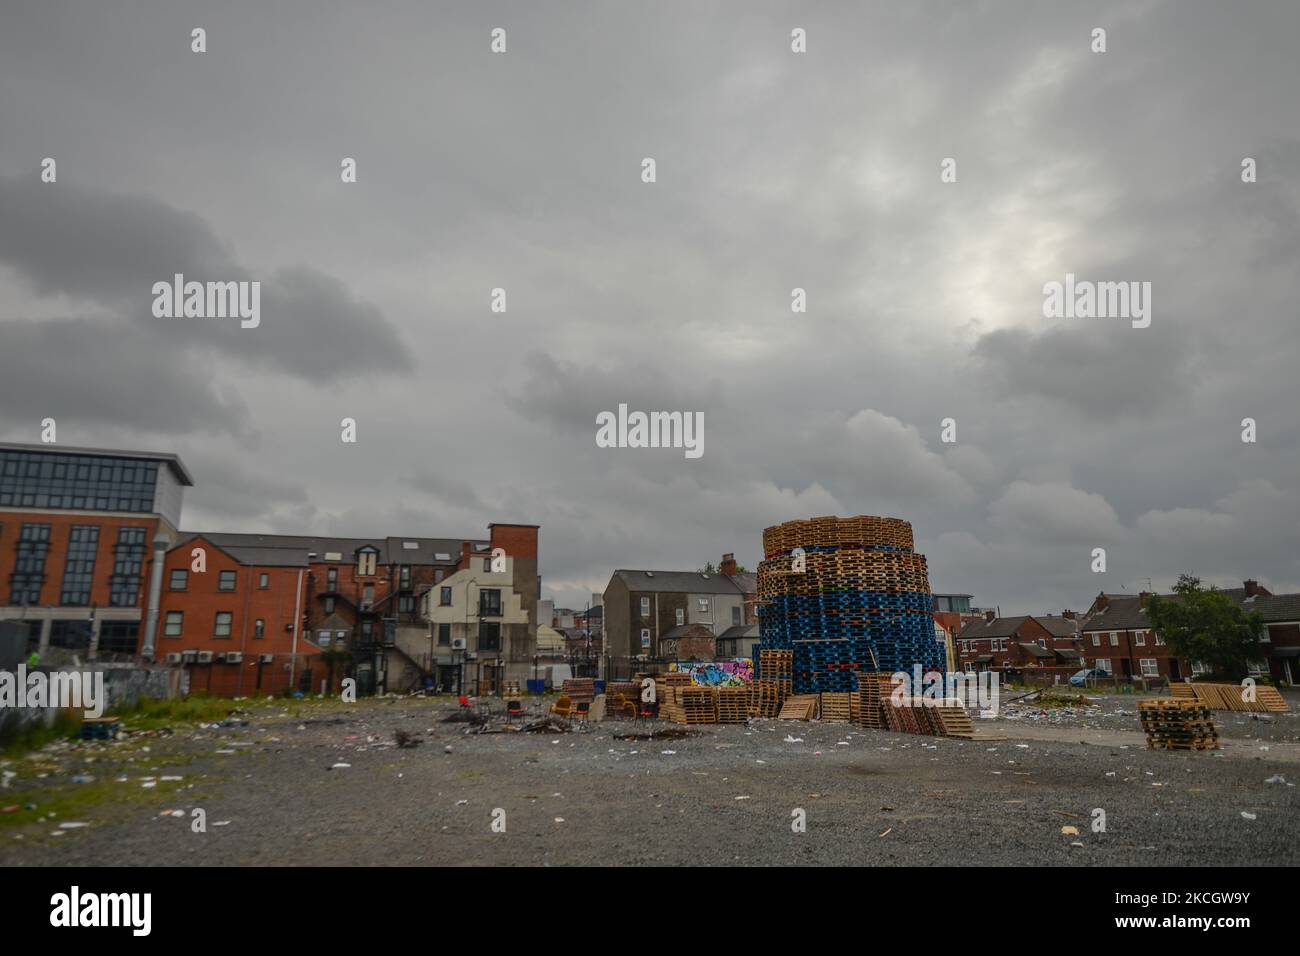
left=2, top=1, right=1299, bottom=612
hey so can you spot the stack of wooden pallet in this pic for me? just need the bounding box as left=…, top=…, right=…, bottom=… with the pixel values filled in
left=681, top=687, right=718, bottom=724
left=604, top=681, right=641, bottom=718
left=1139, top=698, right=1220, bottom=750
left=750, top=649, right=794, bottom=717
left=1169, top=682, right=1289, bottom=713
left=560, top=678, right=595, bottom=705
left=716, top=687, right=749, bottom=724
left=819, top=692, right=853, bottom=722
left=933, top=703, right=975, bottom=739
left=855, top=672, right=895, bottom=730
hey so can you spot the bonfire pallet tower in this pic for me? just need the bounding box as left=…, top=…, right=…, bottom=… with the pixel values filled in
left=755, top=515, right=946, bottom=694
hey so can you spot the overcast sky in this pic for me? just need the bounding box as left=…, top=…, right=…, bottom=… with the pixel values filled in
left=2, top=1, right=1298, bottom=615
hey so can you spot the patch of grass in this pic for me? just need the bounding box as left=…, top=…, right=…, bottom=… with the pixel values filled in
left=0, top=711, right=83, bottom=759
left=0, top=775, right=191, bottom=832
left=114, top=694, right=240, bottom=730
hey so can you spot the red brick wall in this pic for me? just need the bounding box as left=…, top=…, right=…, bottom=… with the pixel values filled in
left=489, top=524, right=539, bottom=560
left=0, top=511, right=160, bottom=608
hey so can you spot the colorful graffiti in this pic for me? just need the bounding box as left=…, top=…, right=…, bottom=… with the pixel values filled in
left=668, top=659, right=754, bottom=687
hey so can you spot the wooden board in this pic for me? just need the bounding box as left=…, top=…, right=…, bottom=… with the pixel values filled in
left=778, top=694, right=819, bottom=720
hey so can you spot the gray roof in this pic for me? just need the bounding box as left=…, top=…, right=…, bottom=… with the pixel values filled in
left=177, top=531, right=481, bottom=565
left=613, top=570, right=747, bottom=595
left=727, top=572, right=758, bottom=595
left=1222, top=588, right=1300, bottom=623
left=0, top=441, right=194, bottom=486
left=1083, top=587, right=1300, bottom=632
left=958, top=616, right=1031, bottom=640
left=1037, top=616, right=1080, bottom=638
left=718, top=624, right=759, bottom=640
left=660, top=624, right=714, bottom=641
left=1017, top=642, right=1055, bottom=660
left=1056, top=648, right=1083, bottom=660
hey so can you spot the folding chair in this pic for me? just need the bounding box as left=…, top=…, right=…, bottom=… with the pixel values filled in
left=573, top=700, right=591, bottom=730
left=506, top=699, right=525, bottom=724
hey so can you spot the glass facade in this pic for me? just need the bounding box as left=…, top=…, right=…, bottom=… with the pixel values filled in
left=0, top=450, right=159, bottom=514
left=109, top=527, right=147, bottom=606
left=98, top=621, right=139, bottom=656
left=10, top=523, right=51, bottom=605
left=60, top=525, right=100, bottom=606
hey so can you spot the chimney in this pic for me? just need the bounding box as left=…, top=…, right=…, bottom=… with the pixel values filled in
left=1243, top=579, right=1270, bottom=597
left=1095, top=592, right=1109, bottom=611
left=1062, top=610, right=1075, bottom=620
left=1139, top=591, right=1152, bottom=609
left=720, top=553, right=738, bottom=576
left=984, top=610, right=997, bottom=623
left=458, top=541, right=473, bottom=571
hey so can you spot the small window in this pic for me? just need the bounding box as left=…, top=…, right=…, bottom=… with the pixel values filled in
left=1109, top=632, right=1118, bottom=646
left=1155, top=632, right=1166, bottom=646
left=435, top=569, right=445, bottom=584
left=438, top=623, right=451, bottom=646
left=324, top=596, right=335, bottom=614
left=640, top=628, right=651, bottom=649
left=483, top=557, right=492, bottom=572
left=640, top=597, right=650, bottom=616
left=1134, top=630, right=1145, bottom=646
left=358, top=550, right=377, bottom=576
left=399, top=596, right=414, bottom=613
left=363, top=585, right=375, bottom=605
left=400, top=566, right=411, bottom=588
left=440, top=586, right=452, bottom=606
left=697, top=598, right=710, bottom=614
left=327, top=568, right=338, bottom=588
left=318, top=630, right=332, bottom=647
left=164, top=611, right=183, bottom=637
left=254, top=619, right=265, bottom=639
left=218, top=570, right=237, bottom=591
left=258, top=573, right=269, bottom=589
left=169, top=569, right=188, bottom=591
left=1140, top=658, right=1158, bottom=678
left=1091, top=633, right=1100, bottom=646
left=214, top=611, right=233, bottom=637
left=336, top=629, right=347, bottom=641
left=675, top=608, right=685, bottom=626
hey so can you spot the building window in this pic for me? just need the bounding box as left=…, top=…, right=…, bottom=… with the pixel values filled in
left=97, top=621, right=139, bottom=656
left=438, top=623, right=451, bottom=646
left=434, top=568, right=445, bottom=584
left=109, top=527, right=147, bottom=607
left=732, top=606, right=742, bottom=626
left=1091, top=633, right=1100, bottom=646
left=479, top=589, right=502, bottom=617
left=60, top=525, right=100, bottom=606
left=259, top=573, right=269, bottom=589
left=479, top=622, right=501, bottom=651
left=214, top=611, right=233, bottom=638
left=324, top=596, right=335, bottom=614
left=400, top=566, right=411, bottom=588
left=10, top=522, right=52, bottom=605
left=675, top=608, right=685, bottom=626
left=327, top=567, right=338, bottom=589
left=49, top=620, right=92, bottom=650
left=1038, top=638, right=1046, bottom=649
left=164, top=611, right=183, bottom=637
left=440, top=586, right=452, bottom=606
left=169, top=569, right=188, bottom=590
left=1247, top=660, right=1267, bottom=677
left=318, top=630, right=332, bottom=647
left=398, top=595, right=414, bottom=614
left=1155, top=632, right=1165, bottom=646
left=697, top=597, right=710, bottom=614
left=640, top=597, right=650, bottom=616
left=483, top=557, right=492, bottom=572
left=1095, top=658, right=1111, bottom=675
left=1107, top=632, right=1117, bottom=646
left=1134, top=630, right=1145, bottom=646
left=363, top=585, right=375, bottom=607
left=219, top=570, right=237, bottom=591
left=335, top=629, right=347, bottom=644
left=254, top=619, right=265, bottom=639
left=1140, top=658, right=1158, bottom=678
left=0, top=450, right=158, bottom=514
left=358, top=550, right=377, bottom=576
left=640, top=628, right=651, bottom=649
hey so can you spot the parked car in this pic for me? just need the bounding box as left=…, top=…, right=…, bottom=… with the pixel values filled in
left=1069, top=668, right=1102, bottom=687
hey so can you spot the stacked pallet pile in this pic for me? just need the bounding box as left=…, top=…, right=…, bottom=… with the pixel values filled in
left=750, top=649, right=793, bottom=717
left=755, top=515, right=945, bottom=694
left=681, top=687, right=718, bottom=724
left=716, top=687, right=749, bottom=724
left=560, top=678, right=595, bottom=706
left=819, top=692, right=853, bottom=722
left=655, top=673, right=692, bottom=723
left=778, top=694, right=819, bottom=720
left=1139, top=698, right=1220, bottom=750
left=856, top=672, right=893, bottom=730
left=1169, top=682, right=1289, bottom=713
left=604, top=681, right=641, bottom=718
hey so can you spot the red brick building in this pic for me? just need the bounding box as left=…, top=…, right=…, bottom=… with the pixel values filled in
left=956, top=612, right=1082, bottom=674
left=0, top=442, right=192, bottom=660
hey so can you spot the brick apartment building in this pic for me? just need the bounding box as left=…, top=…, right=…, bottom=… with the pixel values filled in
left=0, top=442, right=193, bottom=661
left=603, top=553, right=757, bottom=660
left=956, top=612, right=1083, bottom=673
left=1082, top=584, right=1300, bottom=685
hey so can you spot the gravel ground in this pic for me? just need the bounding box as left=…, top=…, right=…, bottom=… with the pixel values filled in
left=3, top=691, right=1298, bottom=867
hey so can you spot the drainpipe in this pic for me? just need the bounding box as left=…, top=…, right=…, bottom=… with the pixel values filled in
left=139, top=532, right=169, bottom=662
left=289, top=568, right=304, bottom=691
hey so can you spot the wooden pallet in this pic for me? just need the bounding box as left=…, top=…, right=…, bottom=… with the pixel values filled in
left=716, top=687, right=749, bottom=724
left=819, top=692, right=853, bottom=722
left=778, top=694, right=819, bottom=720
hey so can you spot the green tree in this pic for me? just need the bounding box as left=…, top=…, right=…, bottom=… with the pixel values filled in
left=1146, top=574, right=1265, bottom=680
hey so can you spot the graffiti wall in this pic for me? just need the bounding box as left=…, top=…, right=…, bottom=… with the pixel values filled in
left=668, top=659, right=754, bottom=687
